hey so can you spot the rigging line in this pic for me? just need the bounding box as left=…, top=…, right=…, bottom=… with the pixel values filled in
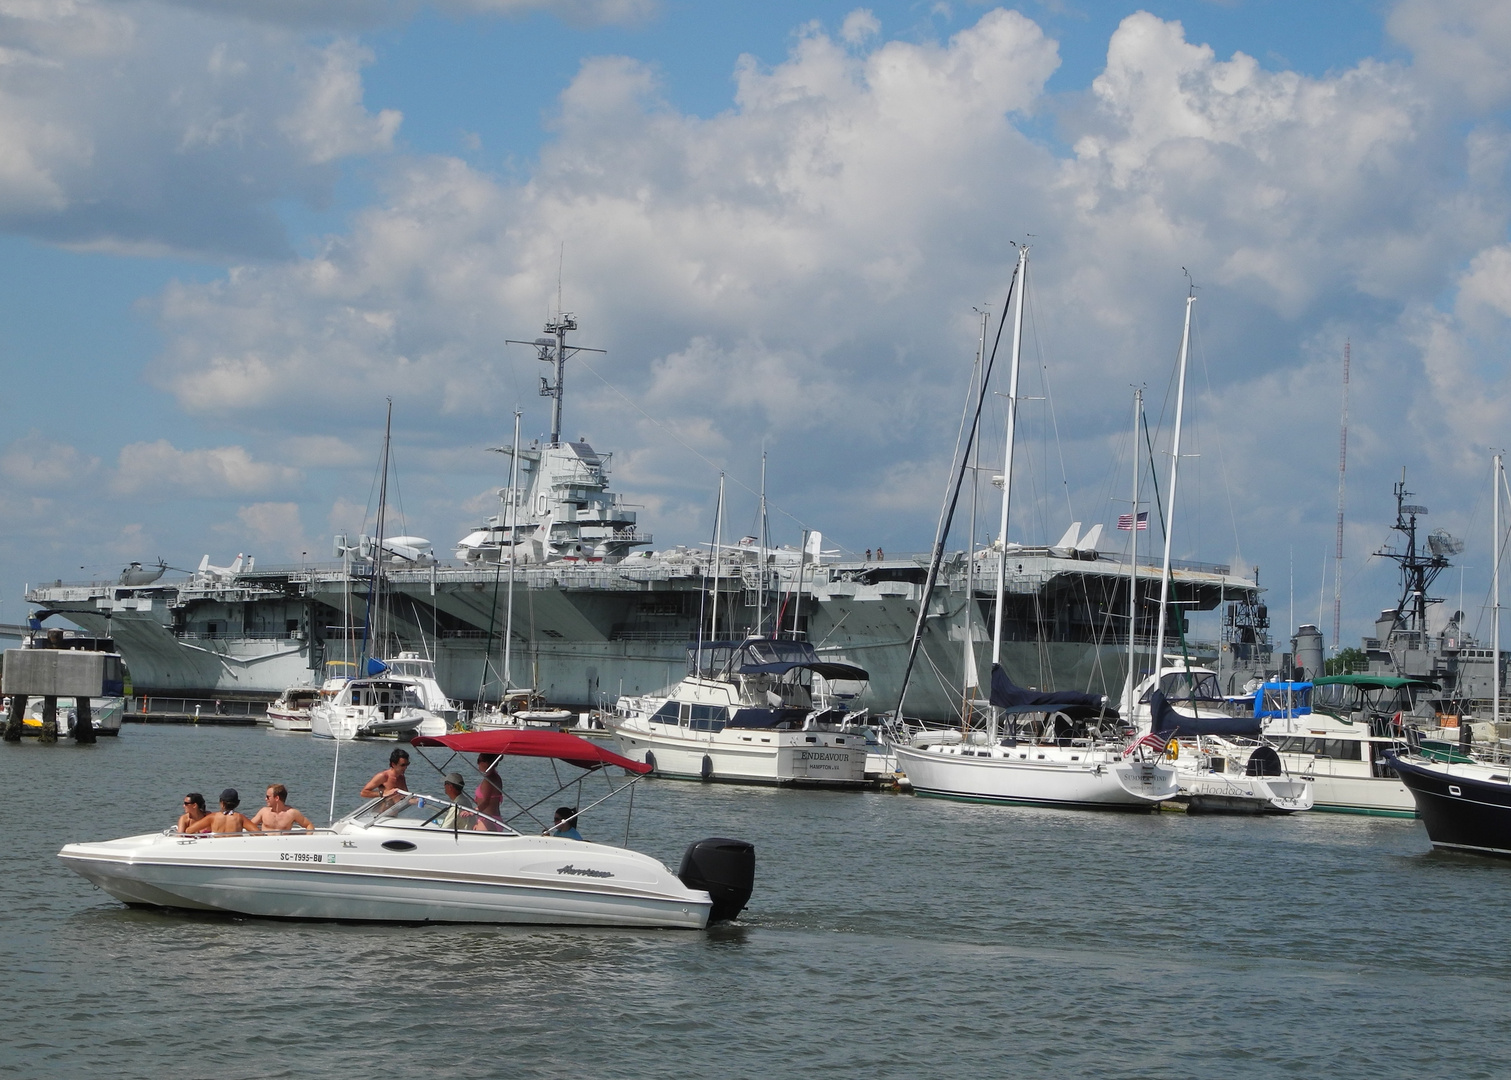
left=1188, top=314, right=1243, bottom=566
left=1024, top=268, right=1075, bottom=525
left=570, top=353, right=846, bottom=551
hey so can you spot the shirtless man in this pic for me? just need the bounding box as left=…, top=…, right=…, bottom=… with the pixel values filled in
left=177, top=792, right=212, bottom=833
left=183, top=788, right=260, bottom=834
left=250, top=784, right=314, bottom=832
left=360, top=748, right=411, bottom=799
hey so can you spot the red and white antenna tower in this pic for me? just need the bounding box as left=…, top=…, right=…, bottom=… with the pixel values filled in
left=1333, top=340, right=1350, bottom=655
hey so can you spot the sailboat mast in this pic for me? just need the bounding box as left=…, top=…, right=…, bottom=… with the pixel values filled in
left=1154, top=295, right=1195, bottom=668
left=360, top=401, right=393, bottom=667
left=711, top=474, right=724, bottom=644
left=1495, top=452, right=1502, bottom=728
left=759, top=452, right=768, bottom=636
left=991, top=244, right=1028, bottom=664
left=502, top=408, right=522, bottom=691
left=1127, top=387, right=1142, bottom=707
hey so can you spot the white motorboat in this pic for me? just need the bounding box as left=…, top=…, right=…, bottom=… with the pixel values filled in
left=267, top=685, right=319, bottom=732
left=382, top=651, right=465, bottom=726
left=1262, top=674, right=1425, bottom=816
left=474, top=689, right=574, bottom=731
left=308, top=675, right=447, bottom=741
left=59, top=729, right=755, bottom=928
left=15, top=695, right=125, bottom=737
left=610, top=637, right=872, bottom=787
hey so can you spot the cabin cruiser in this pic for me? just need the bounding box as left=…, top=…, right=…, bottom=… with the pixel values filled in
left=266, top=685, right=318, bottom=732
left=1262, top=674, right=1428, bottom=817
left=1124, top=664, right=1313, bottom=814
left=308, top=674, right=446, bottom=741
left=473, top=689, right=575, bottom=731
left=892, top=665, right=1178, bottom=809
left=381, top=652, right=464, bottom=727
left=58, top=729, right=755, bottom=927
left=610, top=638, right=872, bottom=787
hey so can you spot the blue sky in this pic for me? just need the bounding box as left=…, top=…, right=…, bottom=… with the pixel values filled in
left=2, top=0, right=1510, bottom=654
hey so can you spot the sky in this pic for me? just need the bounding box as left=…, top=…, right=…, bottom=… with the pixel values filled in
left=2, top=0, right=1511, bottom=655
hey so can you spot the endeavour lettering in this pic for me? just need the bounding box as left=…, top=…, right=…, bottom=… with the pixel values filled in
left=556, top=864, right=615, bottom=878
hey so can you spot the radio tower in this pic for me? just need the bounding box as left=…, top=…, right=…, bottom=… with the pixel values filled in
left=1332, top=340, right=1350, bottom=656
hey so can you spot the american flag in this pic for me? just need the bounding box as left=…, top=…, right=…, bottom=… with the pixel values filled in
left=1117, top=511, right=1148, bottom=531
left=1122, top=729, right=1171, bottom=758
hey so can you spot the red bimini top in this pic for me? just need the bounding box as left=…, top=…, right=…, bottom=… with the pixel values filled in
left=410, top=729, right=651, bottom=774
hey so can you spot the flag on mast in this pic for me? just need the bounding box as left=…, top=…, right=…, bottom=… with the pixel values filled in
left=1117, top=511, right=1148, bottom=531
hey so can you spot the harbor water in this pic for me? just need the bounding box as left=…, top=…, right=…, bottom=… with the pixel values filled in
left=4, top=725, right=1510, bottom=1079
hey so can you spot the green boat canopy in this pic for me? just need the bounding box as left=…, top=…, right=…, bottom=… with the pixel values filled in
left=1313, top=673, right=1441, bottom=690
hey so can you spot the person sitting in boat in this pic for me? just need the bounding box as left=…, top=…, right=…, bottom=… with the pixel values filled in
left=183, top=789, right=260, bottom=834
left=177, top=792, right=212, bottom=833
left=360, top=749, right=411, bottom=802
left=473, top=753, right=503, bottom=831
left=437, top=773, right=476, bottom=829
left=250, top=784, right=314, bottom=832
left=551, top=807, right=583, bottom=841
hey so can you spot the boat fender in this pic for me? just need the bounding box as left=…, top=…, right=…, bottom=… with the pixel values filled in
left=700, top=754, right=713, bottom=782
left=677, top=838, right=755, bottom=923
left=644, top=751, right=657, bottom=774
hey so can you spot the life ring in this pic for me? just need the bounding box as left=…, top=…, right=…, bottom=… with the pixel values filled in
left=1166, top=740, right=1178, bottom=760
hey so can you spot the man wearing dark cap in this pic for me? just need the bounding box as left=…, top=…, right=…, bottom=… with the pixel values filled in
left=183, top=788, right=261, bottom=834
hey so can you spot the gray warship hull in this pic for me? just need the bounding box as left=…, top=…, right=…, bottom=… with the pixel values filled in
left=29, top=550, right=1255, bottom=723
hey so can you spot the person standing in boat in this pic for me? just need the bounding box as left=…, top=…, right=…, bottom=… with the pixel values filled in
left=360, top=748, right=411, bottom=800
left=251, top=784, right=315, bottom=832
left=177, top=792, right=212, bottom=833
left=473, top=753, right=503, bottom=830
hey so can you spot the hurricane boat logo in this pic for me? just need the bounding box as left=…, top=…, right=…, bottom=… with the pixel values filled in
left=557, top=864, right=614, bottom=878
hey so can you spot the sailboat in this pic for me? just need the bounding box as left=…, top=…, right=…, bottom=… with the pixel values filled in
left=310, top=405, right=447, bottom=742
left=1119, top=290, right=1310, bottom=813
left=891, top=246, right=1178, bottom=809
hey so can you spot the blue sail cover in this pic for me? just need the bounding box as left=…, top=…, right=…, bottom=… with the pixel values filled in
left=364, top=657, right=390, bottom=676
left=1149, top=690, right=1260, bottom=738
left=989, top=664, right=1110, bottom=717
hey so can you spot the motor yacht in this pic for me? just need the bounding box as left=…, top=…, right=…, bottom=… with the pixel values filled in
left=266, top=685, right=318, bottom=732
left=610, top=638, right=872, bottom=787
left=58, top=729, right=754, bottom=927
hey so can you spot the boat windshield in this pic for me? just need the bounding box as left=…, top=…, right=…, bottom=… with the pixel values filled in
left=1143, top=670, right=1223, bottom=704
left=347, top=791, right=518, bottom=834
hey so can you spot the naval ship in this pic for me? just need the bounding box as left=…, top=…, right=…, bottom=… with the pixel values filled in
left=25, top=317, right=1264, bottom=722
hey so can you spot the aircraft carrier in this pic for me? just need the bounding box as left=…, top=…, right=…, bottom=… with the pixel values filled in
left=25, top=317, right=1265, bottom=722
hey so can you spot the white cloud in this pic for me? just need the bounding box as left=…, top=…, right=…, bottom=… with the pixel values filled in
left=227, top=501, right=308, bottom=559
left=113, top=5, right=1511, bottom=637
left=1389, top=0, right=1511, bottom=108
left=113, top=439, right=301, bottom=498
left=0, top=0, right=401, bottom=257
left=0, top=432, right=99, bottom=488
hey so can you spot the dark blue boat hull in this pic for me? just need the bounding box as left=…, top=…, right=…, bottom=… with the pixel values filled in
left=1387, top=752, right=1511, bottom=857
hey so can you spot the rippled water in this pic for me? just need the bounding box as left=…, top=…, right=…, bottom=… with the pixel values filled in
left=4, top=724, right=1510, bottom=1079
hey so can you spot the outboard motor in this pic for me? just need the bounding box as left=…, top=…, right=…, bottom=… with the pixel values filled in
left=677, top=838, right=755, bottom=923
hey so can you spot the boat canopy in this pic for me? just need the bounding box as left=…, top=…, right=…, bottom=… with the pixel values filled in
left=989, top=664, right=1112, bottom=719
left=1149, top=690, right=1260, bottom=738
left=411, top=730, right=652, bottom=774
left=1313, top=674, right=1441, bottom=690
left=689, top=638, right=869, bottom=681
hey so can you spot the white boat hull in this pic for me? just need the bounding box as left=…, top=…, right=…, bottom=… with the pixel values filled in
left=1302, top=772, right=1416, bottom=817
left=1175, top=769, right=1314, bottom=813
left=19, top=696, right=125, bottom=736
left=893, top=742, right=1178, bottom=808
left=59, top=826, right=711, bottom=928
left=611, top=724, right=870, bottom=787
